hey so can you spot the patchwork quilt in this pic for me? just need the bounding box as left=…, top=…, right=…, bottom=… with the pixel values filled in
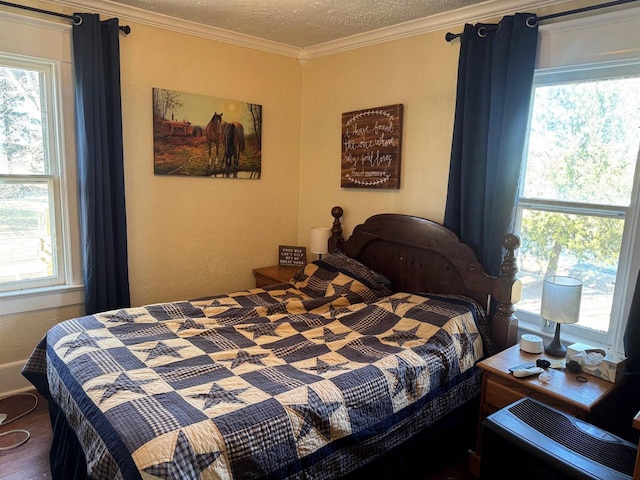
left=23, top=254, right=489, bottom=480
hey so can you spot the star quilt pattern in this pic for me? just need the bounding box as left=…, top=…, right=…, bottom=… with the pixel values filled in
left=23, top=258, right=488, bottom=480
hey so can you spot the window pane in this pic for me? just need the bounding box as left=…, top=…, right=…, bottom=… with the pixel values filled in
left=518, top=208, right=622, bottom=333
left=523, top=78, right=640, bottom=206
left=0, top=182, right=56, bottom=284
left=0, top=66, right=45, bottom=175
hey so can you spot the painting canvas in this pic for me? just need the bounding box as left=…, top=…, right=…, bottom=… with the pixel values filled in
left=153, top=88, right=262, bottom=178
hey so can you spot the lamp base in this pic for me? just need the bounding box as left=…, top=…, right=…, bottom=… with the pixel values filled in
left=544, top=323, right=567, bottom=357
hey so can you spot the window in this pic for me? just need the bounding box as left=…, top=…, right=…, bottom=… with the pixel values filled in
left=512, top=5, right=640, bottom=354
left=0, top=13, right=82, bottom=314
left=515, top=72, right=640, bottom=351
left=0, top=57, right=65, bottom=291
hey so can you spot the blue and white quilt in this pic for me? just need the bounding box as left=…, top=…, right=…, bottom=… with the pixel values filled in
left=23, top=254, right=489, bottom=480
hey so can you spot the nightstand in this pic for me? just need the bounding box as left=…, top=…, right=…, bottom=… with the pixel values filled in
left=469, top=343, right=625, bottom=477
left=252, top=265, right=301, bottom=288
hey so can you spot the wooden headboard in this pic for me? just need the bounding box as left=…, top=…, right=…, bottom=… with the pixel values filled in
left=327, top=206, right=521, bottom=352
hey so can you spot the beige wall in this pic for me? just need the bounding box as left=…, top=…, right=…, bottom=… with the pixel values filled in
left=298, top=34, right=459, bottom=240
left=120, top=23, right=303, bottom=306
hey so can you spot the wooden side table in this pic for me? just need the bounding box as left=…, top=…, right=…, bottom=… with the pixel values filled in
left=469, top=343, right=625, bottom=476
left=252, top=265, right=301, bottom=288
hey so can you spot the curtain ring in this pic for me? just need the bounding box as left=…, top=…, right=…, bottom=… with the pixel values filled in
left=73, top=15, right=83, bottom=26
left=477, top=26, right=487, bottom=38
left=526, top=16, right=538, bottom=28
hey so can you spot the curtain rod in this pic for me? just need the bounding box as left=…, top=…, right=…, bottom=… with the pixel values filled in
left=0, top=1, right=131, bottom=34
left=444, top=0, right=638, bottom=41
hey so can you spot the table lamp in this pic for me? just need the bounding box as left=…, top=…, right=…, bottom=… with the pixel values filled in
left=310, top=227, right=331, bottom=259
left=540, top=275, right=582, bottom=356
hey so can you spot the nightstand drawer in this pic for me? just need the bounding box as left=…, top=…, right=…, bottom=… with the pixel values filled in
left=253, top=265, right=300, bottom=288
left=485, top=377, right=525, bottom=411
left=485, top=375, right=583, bottom=419
left=254, top=271, right=282, bottom=288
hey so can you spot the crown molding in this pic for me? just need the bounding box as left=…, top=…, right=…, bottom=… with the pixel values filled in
left=302, top=0, right=575, bottom=59
left=43, top=0, right=586, bottom=60
left=46, top=0, right=301, bottom=57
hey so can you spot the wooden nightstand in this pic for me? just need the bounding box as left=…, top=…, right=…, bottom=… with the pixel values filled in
left=252, top=265, right=301, bottom=288
left=469, top=343, right=625, bottom=476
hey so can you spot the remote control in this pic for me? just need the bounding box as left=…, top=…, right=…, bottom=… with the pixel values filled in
left=512, top=366, right=544, bottom=378
left=508, top=362, right=535, bottom=373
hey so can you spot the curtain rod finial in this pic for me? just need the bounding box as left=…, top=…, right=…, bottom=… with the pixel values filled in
left=445, top=32, right=461, bottom=42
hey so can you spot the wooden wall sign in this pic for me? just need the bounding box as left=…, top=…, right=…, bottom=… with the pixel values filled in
left=278, top=245, right=307, bottom=266
left=341, top=104, right=403, bottom=189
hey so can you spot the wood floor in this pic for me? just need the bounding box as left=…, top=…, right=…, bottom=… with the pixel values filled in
left=0, top=390, right=472, bottom=480
left=0, top=391, right=52, bottom=480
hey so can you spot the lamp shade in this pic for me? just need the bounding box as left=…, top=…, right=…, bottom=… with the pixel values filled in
left=541, top=276, right=582, bottom=325
left=310, top=227, right=331, bottom=255
left=541, top=275, right=582, bottom=357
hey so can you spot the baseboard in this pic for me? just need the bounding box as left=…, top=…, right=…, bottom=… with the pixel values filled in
left=0, top=359, right=34, bottom=399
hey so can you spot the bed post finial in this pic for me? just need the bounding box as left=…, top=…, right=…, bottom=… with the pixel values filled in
left=501, top=234, right=520, bottom=278
left=328, top=206, right=344, bottom=254
left=491, top=233, right=522, bottom=351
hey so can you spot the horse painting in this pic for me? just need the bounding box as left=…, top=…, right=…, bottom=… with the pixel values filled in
left=205, top=111, right=245, bottom=177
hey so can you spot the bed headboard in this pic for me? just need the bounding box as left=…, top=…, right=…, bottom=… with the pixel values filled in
left=327, top=206, right=521, bottom=352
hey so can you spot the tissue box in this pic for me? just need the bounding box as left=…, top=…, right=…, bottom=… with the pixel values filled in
left=566, top=342, right=626, bottom=383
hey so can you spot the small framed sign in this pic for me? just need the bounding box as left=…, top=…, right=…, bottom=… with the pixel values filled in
left=278, top=245, right=307, bottom=266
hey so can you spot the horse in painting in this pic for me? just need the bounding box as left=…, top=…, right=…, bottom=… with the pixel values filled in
left=222, top=121, right=244, bottom=174
left=222, top=123, right=237, bottom=177
left=204, top=112, right=245, bottom=176
left=204, top=112, right=223, bottom=174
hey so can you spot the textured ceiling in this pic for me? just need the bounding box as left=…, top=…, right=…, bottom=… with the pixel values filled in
left=106, top=0, right=487, bottom=47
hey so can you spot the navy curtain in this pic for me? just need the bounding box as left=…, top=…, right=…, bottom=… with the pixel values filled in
left=625, top=269, right=640, bottom=376
left=72, top=14, right=130, bottom=314
left=444, top=14, right=538, bottom=276
left=619, top=269, right=640, bottom=442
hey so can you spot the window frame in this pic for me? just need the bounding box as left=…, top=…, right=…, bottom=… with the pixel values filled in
left=0, top=12, right=82, bottom=314
left=515, top=65, right=640, bottom=354
left=0, top=57, right=67, bottom=291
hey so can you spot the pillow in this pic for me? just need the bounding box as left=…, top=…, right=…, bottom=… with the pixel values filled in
left=417, top=292, right=496, bottom=358
left=316, top=251, right=391, bottom=289
left=291, top=252, right=392, bottom=300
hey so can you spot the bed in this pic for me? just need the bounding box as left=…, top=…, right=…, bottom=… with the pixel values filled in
left=22, top=206, right=521, bottom=480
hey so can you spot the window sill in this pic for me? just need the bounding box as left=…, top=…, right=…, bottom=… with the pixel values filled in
left=517, top=317, right=615, bottom=354
left=0, top=284, right=84, bottom=316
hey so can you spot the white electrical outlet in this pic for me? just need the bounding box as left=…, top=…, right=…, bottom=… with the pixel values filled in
left=0, top=413, right=6, bottom=425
